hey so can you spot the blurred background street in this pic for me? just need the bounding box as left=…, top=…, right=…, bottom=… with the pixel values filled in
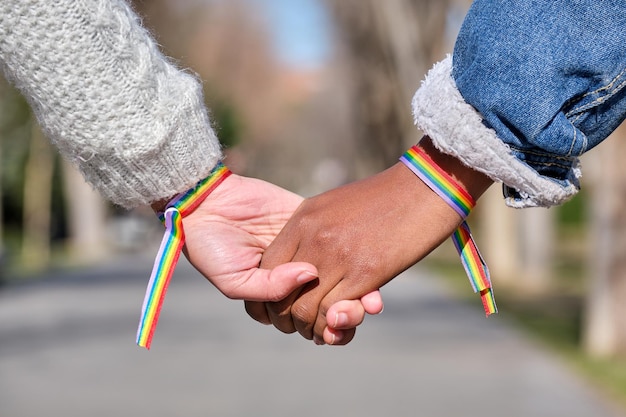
left=3, top=0, right=626, bottom=415
left=1, top=258, right=624, bottom=417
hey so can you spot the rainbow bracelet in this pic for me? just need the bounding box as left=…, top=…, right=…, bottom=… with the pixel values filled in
left=400, top=145, right=497, bottom=316
left=136, top=162, right=232, bottom=349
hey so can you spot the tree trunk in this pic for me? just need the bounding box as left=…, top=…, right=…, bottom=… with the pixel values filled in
left=518, top=207, right=555, bottom=292
left=21, top=122, right=54, bottom=271
left=326, top=0, right=451, bottom=177
left=478, top=185, right=521, bottom=286
left=0, top=78, right=6, bottom=263
left=61, top=161, right=109, bottom=264
left=583, top=122, right=626, bottom=357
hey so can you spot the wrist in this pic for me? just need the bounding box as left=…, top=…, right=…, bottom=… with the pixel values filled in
left=417, top=136, right=493, bottom=202
left=399, top=137, right=497, bottom=315
left=149, top=162, right=231, bottom=219
left=137, top=162, right=231, bottom=349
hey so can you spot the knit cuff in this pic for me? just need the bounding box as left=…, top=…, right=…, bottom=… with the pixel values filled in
left=74, top=76, right=223, bottom=209
left=412, top=55, right=581, bottom=208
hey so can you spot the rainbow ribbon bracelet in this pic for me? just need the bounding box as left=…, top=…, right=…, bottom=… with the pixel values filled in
left=136, top=162, right=232, bottom=349
left=400, top=145, right=497, bottom=316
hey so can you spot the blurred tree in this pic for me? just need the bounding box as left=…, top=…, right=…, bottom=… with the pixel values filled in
left=21, top=122, right=54, bottom=271
left=184, top=0, right=283, bottom=148
left=203, top=89, right=242, bottom=148
left=583, top=122, right=626, bottom=358
left=1, top=74, right=107, bottom=269
left=130, top=0, right=260, bottom=151
left=61, top=161, right=109, bottom=264
left=0, top=77, right=7, bottom=261
left=518, top=207, right=555, bottom=292
left=0, top=78, right=31, bottom=262
left=481, top=184, right=556, bottom=293
left=325, top=0, right=451, bottom=176
left=479, top=186, right=521, bottom=286
left=130, top=0, right=204, bottom=57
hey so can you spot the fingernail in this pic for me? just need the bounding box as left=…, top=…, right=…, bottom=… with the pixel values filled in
left=297, top=270, right=318, bottom=284
left=329, top=331, right=343, bottom=345
left=313, top=335, right=325, bottom=345
left=334, top=312, right=348, bottom=328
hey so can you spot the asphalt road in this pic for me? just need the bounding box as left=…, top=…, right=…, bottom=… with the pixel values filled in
left=1, top=257, right=624, bottom=417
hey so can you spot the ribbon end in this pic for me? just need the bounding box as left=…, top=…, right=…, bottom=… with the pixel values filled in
left=137, top=337, right=151, bottom=350
left=480, top=288, right=498, bottom=316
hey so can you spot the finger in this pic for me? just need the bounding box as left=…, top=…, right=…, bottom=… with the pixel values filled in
left=222, top=262, right=317, bottom=301
left=310, top=280, right=376, bottom=341
left=318, top=292, right=383, bottom=346
left=290, top=277, right=334, bottom=340
left=361, top=290, right=384, bottom=315
left=244, top=300, right=270, bottom=325
left=265, top=283, right=310, bottom=335
left=259, top=222, right=306, bottom=334
left=323, top=327, right=356, bottom=346
left=325, top=299, right=366, bottom=330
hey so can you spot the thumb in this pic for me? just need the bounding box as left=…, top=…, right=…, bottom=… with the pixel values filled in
left=231, top=262, right=318, bottom=302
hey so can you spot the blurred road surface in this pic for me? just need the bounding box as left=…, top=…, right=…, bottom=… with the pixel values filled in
left=1, top=256, right=624, bottom=417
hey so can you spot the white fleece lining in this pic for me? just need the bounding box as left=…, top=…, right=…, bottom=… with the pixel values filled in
left=412, top=55, right=581, bottom=208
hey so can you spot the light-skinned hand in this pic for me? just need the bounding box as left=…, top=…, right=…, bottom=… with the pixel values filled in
left=177, top=173, right=384, bottom=342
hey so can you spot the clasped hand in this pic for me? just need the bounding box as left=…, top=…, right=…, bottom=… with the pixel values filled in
left=182, top=148, right=481, bottom=345
left=245, top=161, right=465, bottom=344
left=180, top=173, right=384, bottom=345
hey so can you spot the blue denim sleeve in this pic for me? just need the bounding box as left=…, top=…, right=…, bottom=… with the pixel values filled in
left=412, top=0, right=626, bottom=208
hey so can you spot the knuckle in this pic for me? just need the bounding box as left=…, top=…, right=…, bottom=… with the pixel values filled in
left=244, top=302, right=268, bottom=323
left=271, top=313, right=297, bottom=334
left=313, top=229, right=344, bottom=252
left=266, top=301, right=298, bottom=334
left=291, top=302, right=315, bottom=325
left=291, top=303, right=316, bottom=338
left=266, top=298, right=292, bottom=316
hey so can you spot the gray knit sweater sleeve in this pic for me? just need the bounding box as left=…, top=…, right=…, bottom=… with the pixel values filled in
left=0, top=0, right=223, bottom=208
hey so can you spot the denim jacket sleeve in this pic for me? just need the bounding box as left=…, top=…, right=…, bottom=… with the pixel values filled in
left=412, top=0, right=626, bottom=208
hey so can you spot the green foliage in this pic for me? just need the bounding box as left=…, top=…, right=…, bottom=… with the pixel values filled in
left=0, top=86, right=32, bottom=228
left=203, top=85, right=243, bottom=148
left=556, top=189, right=587, bottom=227
left=0, top=82, right=67, bottom=264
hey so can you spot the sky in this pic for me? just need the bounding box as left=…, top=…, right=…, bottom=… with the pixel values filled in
left=252, top=0, right=332, bottom=69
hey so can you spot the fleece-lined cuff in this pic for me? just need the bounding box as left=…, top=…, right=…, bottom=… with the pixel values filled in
left=412, top=55, right=581, bottom=208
